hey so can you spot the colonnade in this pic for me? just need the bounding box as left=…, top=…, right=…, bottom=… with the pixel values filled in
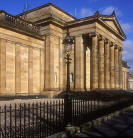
left=74, top=32, right=123, bottom=91
left=90, top=33, right=123, bottom=90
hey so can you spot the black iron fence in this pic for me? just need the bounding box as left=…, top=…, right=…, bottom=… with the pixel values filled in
left=0, top=91, right=133, bottom=138
left=0, top=100, right=64, bottom=138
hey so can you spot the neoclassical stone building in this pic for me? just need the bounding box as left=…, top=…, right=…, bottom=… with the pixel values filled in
left=128, top=73, right=133, bottom=91
left=122, top=61, right=130, bottom=90
left=0, top=3, right=128, bottom=97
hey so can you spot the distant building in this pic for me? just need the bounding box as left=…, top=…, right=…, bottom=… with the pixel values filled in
left=122, top=61, right=130, bottom=90
left=128, top=73, right=133, bottom=90
left=0, top=3, right=128, bottom=97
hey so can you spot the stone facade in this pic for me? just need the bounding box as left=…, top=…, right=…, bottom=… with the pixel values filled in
left=128, top=74, right=133, bottom=90
left=0, top=27, right=44, bottom=96
left=0, top=3, right=129, bottom=97
left=122, top=61, right=130, bottom=90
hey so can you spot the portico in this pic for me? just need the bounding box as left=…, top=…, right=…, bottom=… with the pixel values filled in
left=72, top=32, right=124, bottom=91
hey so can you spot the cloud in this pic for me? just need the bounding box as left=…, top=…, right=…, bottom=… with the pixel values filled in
left=80, top=8, right=94, bottom=18
left=123, top=40, right=133, bottom=73
left=121, top=23, right=133, bottom=35
left=100, top=6, right=122, bottom=17
left=79, top=6, right=122, bottom=18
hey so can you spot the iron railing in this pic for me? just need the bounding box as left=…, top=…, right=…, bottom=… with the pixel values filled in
left=0, top=91, right=133, bottom=138
left=0, top=100, right=64, bottom=138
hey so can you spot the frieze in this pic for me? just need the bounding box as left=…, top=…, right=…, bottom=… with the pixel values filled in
left=89, top=32, right=99, bottom=38
left=0, top=37, right=43, bottom=50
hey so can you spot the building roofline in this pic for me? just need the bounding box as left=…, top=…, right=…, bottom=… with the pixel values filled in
left=94, top=11, right=126, bottom=39
left=122, top=60, right=130, bottom=69
left=65, top=15, right=126, bottom=41
left=16, top=3, right=77, bottom=20
left=0, top=10, right=42, bottom=40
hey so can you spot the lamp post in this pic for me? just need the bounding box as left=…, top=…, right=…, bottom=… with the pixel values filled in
left=63, top=29, right=74, bottom=126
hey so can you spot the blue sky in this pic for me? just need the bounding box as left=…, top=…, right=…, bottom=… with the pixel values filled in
left=0, top=0, right=133, bottom=73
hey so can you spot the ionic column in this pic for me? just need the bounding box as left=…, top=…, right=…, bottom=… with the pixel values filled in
left=114, top=45, right=119, bottom=89
left=104, top=39, right=110, bottom=89
left=110, top=42, right=115, bottom=89
left=90, top=33, right=98, bottom=90
left=119, top=47, right=123, bottom=89
left=98, top=35, right=104, bottom=89
left=74, top=35, right=85, bottom=90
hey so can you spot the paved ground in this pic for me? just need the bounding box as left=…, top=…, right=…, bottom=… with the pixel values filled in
left=76, top=110, right=133, bottom=137
left=0, top=98, right=62, bottom=107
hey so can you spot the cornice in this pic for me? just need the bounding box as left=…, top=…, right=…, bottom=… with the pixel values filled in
left=65, top=17, right=96, bottom=29
left=0, top=7, right=126, bottom=42
left=65, top=17, right=126, bottom=41
left=16, top=3, right=76, bottom=20
left=35, top=16, right=66, bottom=27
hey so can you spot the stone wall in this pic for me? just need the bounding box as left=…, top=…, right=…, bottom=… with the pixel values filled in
left=122, top=67, right=129, bottom=90
left=0, top=27, right=44, bottom=96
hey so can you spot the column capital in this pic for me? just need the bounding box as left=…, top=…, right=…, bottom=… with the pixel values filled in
left=109, top=41, right=115, bottom=47
left=97, top=34, right=104, bottom=41
left=104, top=38, right=109, bottom=44
left=118, top=47, right=123, bottom=51
left=114, top=44, right=118, bottom=49
left=89, top=32, right=99, bottom=38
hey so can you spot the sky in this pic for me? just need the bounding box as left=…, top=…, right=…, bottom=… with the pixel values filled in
left=0, top=0, right=133, bottom=73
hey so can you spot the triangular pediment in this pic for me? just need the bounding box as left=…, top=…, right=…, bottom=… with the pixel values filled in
left=104, top=20, right=119, bottom=33
left=99, top=15, right=126, bottom=39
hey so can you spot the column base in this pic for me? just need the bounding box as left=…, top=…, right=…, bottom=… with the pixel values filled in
left=72, top=88, right=86, bottom=92
left=41, top=90, right=61, bottom=98
left=0, top=93, right=16, bottom=96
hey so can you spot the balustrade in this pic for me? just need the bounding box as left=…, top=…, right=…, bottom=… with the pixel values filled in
left=0, top=11, right=39, bottom=34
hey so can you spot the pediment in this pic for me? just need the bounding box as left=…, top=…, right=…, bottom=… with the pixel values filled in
left=104, top=20, right=119, bottom=33
left=100, top=16, right=126, bottom=39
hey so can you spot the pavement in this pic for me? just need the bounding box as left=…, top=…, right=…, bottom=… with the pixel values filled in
left=0, top=98, right=62, bottom=107
left=75, top=110, right=133, bottom=137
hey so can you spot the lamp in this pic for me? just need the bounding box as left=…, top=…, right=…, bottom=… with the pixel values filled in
left=63, top=29, right=74, bottom=127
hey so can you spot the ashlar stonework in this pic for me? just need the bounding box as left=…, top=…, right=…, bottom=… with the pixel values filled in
left=0, top=3, right=129, bottom=97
